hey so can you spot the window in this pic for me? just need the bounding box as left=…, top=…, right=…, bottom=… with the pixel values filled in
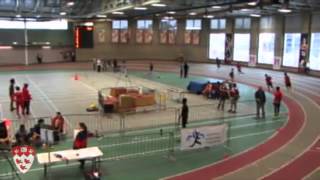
left=210, top=19, right=226, bottom=29
left=260, top=17, right=273, bottom=29
left=235, top=18, right=251, bottom=29
left=0, top=20, right=68, bottom=30
left=186, top=19, right=202, bottom=30
left=282, top=33, right=301, bottom=67
left=310, top=33, right=320, bottom=70
left=258, top=33, right=275, bottom=64
left=112, top=20, right=128, bottom=29
left=160, top=19, right=177, bottom=30
left=209, top=33, right=226, bottom=59
left=137, top=20, right=152, bottom=29
left=233, top=34, right=251, bottom=62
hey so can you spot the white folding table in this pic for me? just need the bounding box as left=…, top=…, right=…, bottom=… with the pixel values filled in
left=37, top=146, right=103, bottom=176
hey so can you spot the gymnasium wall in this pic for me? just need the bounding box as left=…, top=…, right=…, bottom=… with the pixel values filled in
left=76, top=13, right=318, bottom=70
left=0, top=26, right=74, bottom=65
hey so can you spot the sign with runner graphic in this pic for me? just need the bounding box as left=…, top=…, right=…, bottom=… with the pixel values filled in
left=12, top=146, right=36, bottom=174
left=181, top=124, right=228, bottom=150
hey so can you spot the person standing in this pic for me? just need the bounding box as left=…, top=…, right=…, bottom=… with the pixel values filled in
left=9, top=78, right=15, bottom=111
left=14, top=86, right=24, bottom=118
left=255, top=87, right=266, bottom=119
left=183, top=62, right=189, bottom=78
left=265, top=74, right=273, bottom=91
left=216, top=57, right=221, bottom=69
left=36, top=53, right=42, bottom=64
left=217, top=84, right=228, bottom=111
left=180, top=62, right=184, bottom=78
left=51, top=112, right=65, bottom=142
left=73, top=122, right=88, bottom=169
left=229, top=68, right=235, bottom=82
left=273, top=86, right=283, bottom=117
left=236, top=63, right=243, bottom=74
left=181, top=98, right=189, bottom=128
left=284, top=72, right=291, bottom=91
left=149, top=63, right=154, bottom=76
left=22, top=83, right=32, bottom=115
left=96, top=59, right=102, bottom=72
left=228, top=83, right=240, bottom=113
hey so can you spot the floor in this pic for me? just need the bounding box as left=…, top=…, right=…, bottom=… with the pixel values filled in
left=0, top=61, right=318, bottom=180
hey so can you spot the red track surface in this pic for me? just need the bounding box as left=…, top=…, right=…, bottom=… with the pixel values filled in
left=167, top=96, right=304, bottom=180
left=262, top=138, right=320, bottom=180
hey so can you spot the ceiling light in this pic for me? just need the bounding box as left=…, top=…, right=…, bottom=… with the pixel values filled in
left=12, top=42, right=18, bottom=45
left=16, top=14, right=21, bottom=18
left=67, top=1, right=75, bottom=6
left=134, top=7, right=147, bottom=10
left=60, top=12, right=67, bottom=15
left=96, top=14, right=107, bottom=18
left=250, top=13, right=261, bottom=17
left=189, top=12, right=197, bottom=16
left=241, top=8, right=250, bottom=11
left=167, top=11, right=176, bottom=14
left=212, top=6, right=221, bottom=9
left=42, top=46, right=51, bottom=49
left=151, top=3, right=166, bottom=7
left=36, top=15, right=41, bottom=18
left=203, top=15, right=214, bottom=18
left=248, top=1, right=258, bottom=6
left=112, top=11, right=124, bottom=15
left=278, top=8, right=292, bottom=13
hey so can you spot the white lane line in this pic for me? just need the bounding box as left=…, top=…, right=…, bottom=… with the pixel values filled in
left=25, top=75, right=72, bottom=129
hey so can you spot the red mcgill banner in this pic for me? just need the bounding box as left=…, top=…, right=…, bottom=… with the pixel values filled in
left=168, top=30, right=176, bottom=44
left=184, top=30, right=192, bottom=44
left=192, top=30, right=200, bottom=45
left=160, top=30, right=168, bottom=44
left=144, top=30, right=153, bottom=44
left=136, top=29, right=144, bottom=43
left=111, top=29, right=119, bottom=43
left=120, top=30, right=128, bottom=43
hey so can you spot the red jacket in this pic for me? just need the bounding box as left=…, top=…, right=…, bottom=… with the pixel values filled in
left=22, top=87, right=32, bottom=101
left=73, top=131, right=88, bottom=149
left=14, top=92, right=24, bottom=104
left=266, top=76, right=272, bottom=84
left=273, top=91, right=283, bottom=103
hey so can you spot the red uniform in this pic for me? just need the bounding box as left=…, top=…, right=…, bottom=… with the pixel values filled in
left=22, top=87, right=31, bottom=101
left=273, top=91, right=283, bottom=104
left=14, top=91, right=24, bottom=117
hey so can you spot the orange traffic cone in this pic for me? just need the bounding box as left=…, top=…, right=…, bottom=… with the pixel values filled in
left=74, top=74, right=79, bottom=80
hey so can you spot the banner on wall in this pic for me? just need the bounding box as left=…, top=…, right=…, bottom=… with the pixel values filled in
left=225, top=34, right=233, bottom=64
left=184, top=30, right=192, bottom=44
left=168, top=30, right=176, bottom=44
left=136, top=29, right=143, bottom=43
left=120, top=30, right=128, bottom=43
left=249, top=54, right=257, bottom=67
left=192, top=30, right=200, bottom=45
left=97, top=29, right=106, bottom=43
left=111, top=29, right=119, bottom=43
left=160, top=30, right=167, bottom=44
left=144, top=30, right=153, bottom=43
left=181, top=124, right=228, bottom=151
left=273, top=56, right=282, bottom=70
left=299, top=33, right=309, bottom=64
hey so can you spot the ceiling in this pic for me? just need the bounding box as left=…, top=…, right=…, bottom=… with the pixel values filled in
left=0, top=0, right=319, bottom=21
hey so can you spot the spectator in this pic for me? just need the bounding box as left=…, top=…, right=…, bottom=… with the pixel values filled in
left=273, top=86, right=283, bottom=117
left=52, top=112, right=65, bottom=132
left=265, top=74, right=273, bottom=91
left=181, top=98, right=189, bottom=128
left=229, top=68, right=235, bottom=82
left=14, top=86, right=24, bottom=118
left=183, top=62, right=189, bottom=78
left=9, top=78, right=15, bottom=111
left=15, top=124, right=29, bottom=145
left=113, top=59, right=118, bottom=72
left=73, top=122, right=88, bottom=169
left=228, top=83, right=240, bottom=113
left=0, top=121, right=10, bottom=145
left=30, top=119, right=45, bottom=146
left=255, top=87, right=266, bottom=119
left=217, top=84, right=228, bottom=111
left=284, top=72, right=292, bottom=91
left=22, top=83, right=32, bottom=115
left=36, top=53, right=42, bottom=64
left=202, top=81, right=213, bottom=98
